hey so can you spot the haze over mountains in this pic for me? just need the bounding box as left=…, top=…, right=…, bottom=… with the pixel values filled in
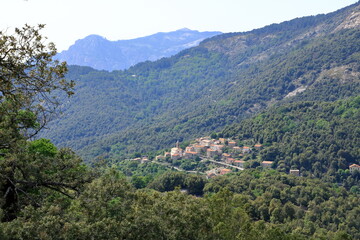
left=41, top=2, right=360, bottom=161
left=56, top=28, right=221, bottom=71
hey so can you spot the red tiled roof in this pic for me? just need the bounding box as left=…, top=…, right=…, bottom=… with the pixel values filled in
left=350, top=164, right=360, bottom=168
left=185, top=151, right=198, bottom=154
left=220, top=169, right=232, bottom=175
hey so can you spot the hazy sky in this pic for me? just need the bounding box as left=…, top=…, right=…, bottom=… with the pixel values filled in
left=1, top=0, right=358, bottom=51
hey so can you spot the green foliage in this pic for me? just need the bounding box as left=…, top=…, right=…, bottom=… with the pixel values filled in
left=28, top=138, right=58, bottom=157
left=203, top=169, right=360, bottom=239
left=114, top=160, right=171, bottom=188
left=148, top=171, right=207, bottom=196
left=0, top=25, right=90, bottom=222
left=222, top=97, right=360, bottom=186
left=1, top=168, right=358, bottom=239
left=0, top=24, right=72, bottom=136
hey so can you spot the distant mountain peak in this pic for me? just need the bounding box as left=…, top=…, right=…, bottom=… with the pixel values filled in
left=85, top=34, right=105, bottom=39
left=78, top=34, right=108, bottom=42
left=177, top=28, right=193, bottom=32
left=70, top=34, right=108, bottom=47
left=57, top=29, right=221, bottom=71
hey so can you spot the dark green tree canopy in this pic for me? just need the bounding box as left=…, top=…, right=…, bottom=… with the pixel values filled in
left=0, top=25, right=89, bottom=221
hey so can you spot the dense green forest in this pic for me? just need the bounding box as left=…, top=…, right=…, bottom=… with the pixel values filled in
left=1, top=169, right=359, bottom=240
left=40, top=1, right=360, bottom=160
left=221, top=97, right=360, bottom=187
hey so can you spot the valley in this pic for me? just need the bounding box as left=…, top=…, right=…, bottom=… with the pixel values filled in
left=41, top=2, right=360, bottom=162
left=0, top=2, right=359, bottom=239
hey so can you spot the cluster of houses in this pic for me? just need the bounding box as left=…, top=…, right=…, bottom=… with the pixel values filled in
left=153, top=136, right=280, bottom=178
left=131, top=137, right=360, bottom=179
left=156, top=137, right=263, bottom=164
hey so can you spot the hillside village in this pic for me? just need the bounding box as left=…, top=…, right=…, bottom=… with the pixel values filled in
left=130, top=136, right=302, bottom=178
left=129, top=135, right=360, bottom=178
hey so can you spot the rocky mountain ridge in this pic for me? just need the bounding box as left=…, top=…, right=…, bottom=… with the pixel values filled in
left=56, top=28, right=221, bottom=71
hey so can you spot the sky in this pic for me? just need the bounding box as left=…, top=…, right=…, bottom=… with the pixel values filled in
left=1, top=0, right=358, bottom=51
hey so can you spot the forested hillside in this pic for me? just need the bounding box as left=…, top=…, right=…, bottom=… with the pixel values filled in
left=41, top=2, right=360, bottom=161
left=221, top=97, right=360, bottom=186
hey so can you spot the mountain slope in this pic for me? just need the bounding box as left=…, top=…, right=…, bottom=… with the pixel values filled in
left=222, top=97, right=360, bottom=183
left=41, top=2, right=360, bottom=160
left=56, top=28, right=221, bottom=71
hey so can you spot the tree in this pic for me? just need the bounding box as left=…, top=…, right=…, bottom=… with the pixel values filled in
left=0, top=24, right=73, bottom=139
left=0, top=25, right=87, bottom=221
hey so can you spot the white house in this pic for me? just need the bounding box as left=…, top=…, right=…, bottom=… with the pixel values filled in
left=349, top=164, right=360, bottom=173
